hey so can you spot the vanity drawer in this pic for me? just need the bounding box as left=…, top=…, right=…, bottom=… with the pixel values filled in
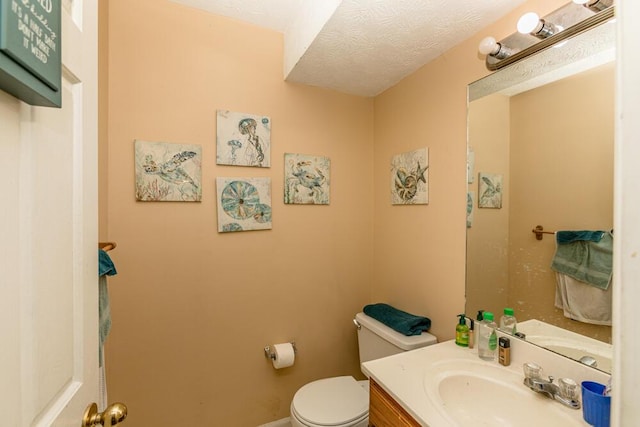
left=369, top=379, right=421, bottom=427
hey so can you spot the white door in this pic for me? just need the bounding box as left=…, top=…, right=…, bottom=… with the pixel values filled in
left=0, top=0, right=99, bottom=426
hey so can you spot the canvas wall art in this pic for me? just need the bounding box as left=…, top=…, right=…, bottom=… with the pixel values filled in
left=216, top=110, right=271, bottom=167
left=390, top=148, right=429, bottom=205
left=216, top=177, right=272, bottom=232
left=134, top=139, right=202, bottom=202
left=284, top=153, right=330, bottom=205
left=478, top=172, right=503, bottom=208
left=467, top=146, right=475, bottom=184
left=467, top=191, right=475, bottom=228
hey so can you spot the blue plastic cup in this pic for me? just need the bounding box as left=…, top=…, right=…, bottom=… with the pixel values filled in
left=582, top=381, right=611, bottom=427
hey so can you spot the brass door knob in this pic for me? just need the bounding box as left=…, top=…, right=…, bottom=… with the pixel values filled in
left=82, top=402, right=128, bottom=427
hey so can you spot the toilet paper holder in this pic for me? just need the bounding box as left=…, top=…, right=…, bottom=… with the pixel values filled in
left=264, top=341, right=297, bottom=360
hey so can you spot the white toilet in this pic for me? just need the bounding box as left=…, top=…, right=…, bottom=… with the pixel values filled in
left=290, top=312, right=437, bottom=427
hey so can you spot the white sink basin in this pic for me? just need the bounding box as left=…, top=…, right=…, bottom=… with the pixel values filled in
left=362, top=341, right=601, bottom=426
left=424, top=360, right=583, bottom=426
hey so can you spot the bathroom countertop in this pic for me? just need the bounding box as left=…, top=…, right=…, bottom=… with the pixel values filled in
left=362, top=338, right=609, bottom=426
left=362, top=340, right=480, bottom=426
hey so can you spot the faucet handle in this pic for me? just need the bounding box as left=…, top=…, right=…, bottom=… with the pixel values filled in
left=523, top=362, right=543, bottom=379
left=558, top=378, right=579, bottom=400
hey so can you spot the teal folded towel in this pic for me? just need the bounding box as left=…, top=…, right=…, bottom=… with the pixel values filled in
left=556, top=230, right=605, bottom=244
left=363, top=303, right=431, bottom=336
left=551, top=231, right=613, bottom=290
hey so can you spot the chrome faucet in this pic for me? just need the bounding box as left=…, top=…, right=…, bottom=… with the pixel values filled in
left=522, top=363, right=581, bottom=409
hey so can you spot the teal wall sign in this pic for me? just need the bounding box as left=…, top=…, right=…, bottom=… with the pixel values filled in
left=0, top=0, right=61, bottom=107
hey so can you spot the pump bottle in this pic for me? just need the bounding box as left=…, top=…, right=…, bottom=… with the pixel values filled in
left=455, top=314, right=469, bottom=347
left=477, top=311, right=498, bottom=361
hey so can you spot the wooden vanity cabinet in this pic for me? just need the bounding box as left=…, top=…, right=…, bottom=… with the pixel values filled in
left=369, top=379, right=421, bottom=427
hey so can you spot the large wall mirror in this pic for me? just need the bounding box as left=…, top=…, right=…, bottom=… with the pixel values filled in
left=466, top=18, right=615, bottom=373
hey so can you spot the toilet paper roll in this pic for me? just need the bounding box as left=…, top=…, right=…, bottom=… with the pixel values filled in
left=272, top=343, right=295, bottom=369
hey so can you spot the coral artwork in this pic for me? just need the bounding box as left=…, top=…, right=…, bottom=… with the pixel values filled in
left=216, top=110, right=271, bottom=167
left=216, top=177, right=272, bottom=232
left=134, top=140, right=202, bottom=202
left=284, top=153, right=330, bottom=205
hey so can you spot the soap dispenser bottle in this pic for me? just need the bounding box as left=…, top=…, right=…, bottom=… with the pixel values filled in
left=478, top=311, right=497, bottom=361
left=455, top=314, right=469, bottom=347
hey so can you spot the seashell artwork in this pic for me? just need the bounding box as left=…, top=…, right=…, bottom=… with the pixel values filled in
left=216, top=177, right=272, bottom=232
left=391, top=148, right=429, bottom=205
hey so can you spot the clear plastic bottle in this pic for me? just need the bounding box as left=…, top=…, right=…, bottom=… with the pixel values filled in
left=500, top=307, right=517, bottom=334
left=478, top=311, right=498, bottom=361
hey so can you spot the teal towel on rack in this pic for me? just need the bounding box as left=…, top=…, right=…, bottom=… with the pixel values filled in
left=551, top=231, right=613, bottom=290
left=98, top=249, right=117, bottom=367
left=363, top=303, right=431, bottom=336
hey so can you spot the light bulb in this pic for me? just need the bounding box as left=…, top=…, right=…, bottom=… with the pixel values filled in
left=478, top=36, right=499, bottom=55
left=478, top=36, right=512, bottom=59
left=517, top=12, right=542, bottom=34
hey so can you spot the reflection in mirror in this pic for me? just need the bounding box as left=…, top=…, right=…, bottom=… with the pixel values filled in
left=466, top=20, right=614, bottom=373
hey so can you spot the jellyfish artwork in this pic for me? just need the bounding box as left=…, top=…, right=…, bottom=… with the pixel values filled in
left=238, top=118, right=265, bottom=167
left=227, top=139, right=242, bottom=165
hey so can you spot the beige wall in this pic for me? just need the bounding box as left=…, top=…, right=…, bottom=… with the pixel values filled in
left=104, top=1, right=373, bottom=425
left=101, top=0, right=567, bottom=425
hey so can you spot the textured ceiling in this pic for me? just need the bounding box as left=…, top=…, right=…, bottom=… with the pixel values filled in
left=171, top=0, right=527, bottom=96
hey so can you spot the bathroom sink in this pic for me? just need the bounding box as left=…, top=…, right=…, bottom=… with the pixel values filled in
left=423, top=360, right=584, bottom=426
left=362, top=340, right=605, bottom=426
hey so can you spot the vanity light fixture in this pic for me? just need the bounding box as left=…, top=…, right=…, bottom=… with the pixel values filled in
left=517, top=12, right=561, bottom=39
left=573, top=0, right=613, bottom=13
left=478, top=0, right=615, bottom=71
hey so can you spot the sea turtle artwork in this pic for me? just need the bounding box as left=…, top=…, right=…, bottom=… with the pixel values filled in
left=216, top=177, right=272, bottom=232
left=284, top=153, right=330, bottom=205
left=217, top=110, right=271, bottom=167
left=390, top=148, right=429, bottom=205
left=134, top=140, right=202, bottom=202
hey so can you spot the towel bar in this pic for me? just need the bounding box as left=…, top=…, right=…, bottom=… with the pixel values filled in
left=532, top=225, right=555, bottom=240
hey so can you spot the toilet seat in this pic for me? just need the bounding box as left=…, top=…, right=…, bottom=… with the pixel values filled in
left=291, top=376, right=369, bottom=427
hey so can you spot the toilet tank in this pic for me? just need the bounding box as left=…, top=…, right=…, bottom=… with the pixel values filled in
left=355, top=312, right=437, bottom=365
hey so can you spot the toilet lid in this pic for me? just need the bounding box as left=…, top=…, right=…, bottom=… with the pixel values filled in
left=292, top=376, right=369, bottom=426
